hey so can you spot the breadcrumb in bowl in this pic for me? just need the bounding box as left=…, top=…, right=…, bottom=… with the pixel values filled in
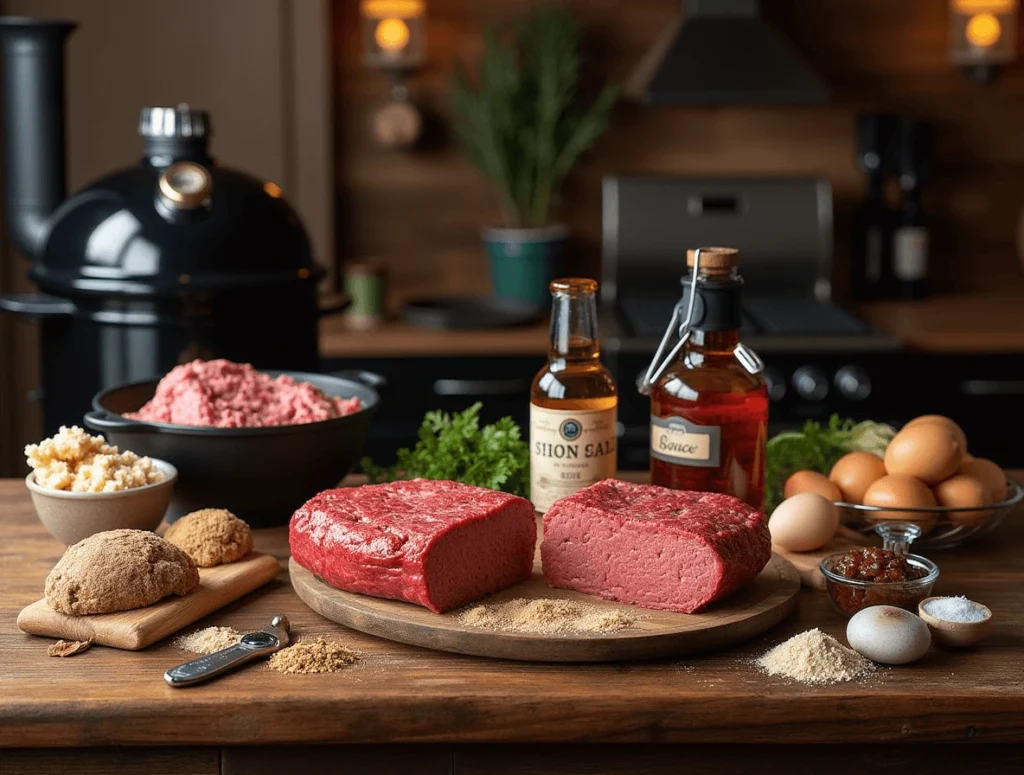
left=25, top=459, right=177, bottom=545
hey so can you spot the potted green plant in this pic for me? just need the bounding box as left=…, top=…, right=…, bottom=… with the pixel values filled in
left=451, top=3, right=617, bottom=307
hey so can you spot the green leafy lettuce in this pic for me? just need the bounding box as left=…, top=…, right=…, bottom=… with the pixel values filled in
left=361, top=402, right=529, bottom=498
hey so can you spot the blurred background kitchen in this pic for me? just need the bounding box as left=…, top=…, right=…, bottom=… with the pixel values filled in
left=2, top=0, right=1023, bottom=478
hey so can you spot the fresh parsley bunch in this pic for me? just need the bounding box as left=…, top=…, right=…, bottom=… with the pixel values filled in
left=361, top=402, right=530, bottom=498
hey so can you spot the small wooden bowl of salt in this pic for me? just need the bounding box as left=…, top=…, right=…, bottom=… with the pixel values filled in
left=918, top=596, right=992, bottom=648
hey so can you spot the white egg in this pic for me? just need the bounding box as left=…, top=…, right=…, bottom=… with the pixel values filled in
left=768, top=492, right=838, bottom=552
left=847, top=605, right=931, bottom=665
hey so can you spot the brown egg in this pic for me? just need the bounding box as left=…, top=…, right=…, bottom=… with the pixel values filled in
left=904, top=415, right=969, bottom=457
left=829, top=451, right=886, bottom=504
left=884, top=423, right=962, bottom=484
left=769, top=492, right=839, bottom=552
left=863, top=474, right=937, bottom=531
left=784, top=470, right=842, bottom=502
left=958, top=457, right=1007, bottom=502
left=934, top=474, right=992, bottom=527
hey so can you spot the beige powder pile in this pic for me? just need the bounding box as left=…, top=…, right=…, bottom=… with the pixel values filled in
left=173, top=626, right=242, bottom=655
left=268, top=637, right=361, bottom=674
left=756, top=629, right=875, bottom=685
left=458, top=598, right=640, bottom=635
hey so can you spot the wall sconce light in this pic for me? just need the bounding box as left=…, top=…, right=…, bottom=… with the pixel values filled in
left=361, top=0, right=426, bottom=69
left=950, top=0, right=1018, bottom=82
left=361, top=0, right=426, bottom=149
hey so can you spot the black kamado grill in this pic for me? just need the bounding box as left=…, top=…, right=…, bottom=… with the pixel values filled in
left=0, top=18, right=345, bottom=434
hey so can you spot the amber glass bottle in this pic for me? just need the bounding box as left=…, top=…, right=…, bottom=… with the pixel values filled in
left=649, top=249, right=768, bottom=510
left=530, top=278, right=618, bottom=513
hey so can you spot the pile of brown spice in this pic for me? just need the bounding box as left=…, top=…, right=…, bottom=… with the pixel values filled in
left=457, top=598, right=640, bottom=635
left=268, top=637, right=361, bottom=674
left=756, top=628, right=875, bottom=685
left=173, top=626, right=242, bottom=655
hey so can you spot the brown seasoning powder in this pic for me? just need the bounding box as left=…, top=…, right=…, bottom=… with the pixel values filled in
left=457, top=598, right=640, bottom=634
left=756, top=628, right=875, bottom=685
left=268, top=637, right=361, bottom=674
left=173, top=626, right=242, bottom=654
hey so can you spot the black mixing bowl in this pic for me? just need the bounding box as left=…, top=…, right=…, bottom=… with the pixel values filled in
left=84, top=370, right=382, bottom=527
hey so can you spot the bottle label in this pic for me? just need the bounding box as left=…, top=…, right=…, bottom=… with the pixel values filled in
left=893, top=226, right=928, bottom=282
left=530, top=404, right=617, bottom=513
left=650, top=415, right=721, bottom=468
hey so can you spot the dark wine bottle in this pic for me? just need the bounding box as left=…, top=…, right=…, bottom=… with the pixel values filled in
left=851, top=115, right=896, bottom=300
left=892, top=119, right=933, bottom=299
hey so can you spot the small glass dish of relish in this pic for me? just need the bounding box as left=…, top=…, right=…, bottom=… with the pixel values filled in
left=819, top=523, right=939, bottom=617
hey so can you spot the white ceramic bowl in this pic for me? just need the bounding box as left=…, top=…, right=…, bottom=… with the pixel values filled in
left=25, top=459, right=178, bottom=545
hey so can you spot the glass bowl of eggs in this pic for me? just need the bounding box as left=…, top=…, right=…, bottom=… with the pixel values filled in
left=834, top=476, right=1021, bottom=550
left=827, top=416, right=1022, bottom=550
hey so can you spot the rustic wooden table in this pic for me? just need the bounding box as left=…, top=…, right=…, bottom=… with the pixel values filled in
left=1, top=476, right=1022, bottom=775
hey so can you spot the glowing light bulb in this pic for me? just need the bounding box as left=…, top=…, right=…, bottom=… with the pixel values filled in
left=375, top=18, right=410, bottom=53
left=966, top=12, right=1002, bottom=47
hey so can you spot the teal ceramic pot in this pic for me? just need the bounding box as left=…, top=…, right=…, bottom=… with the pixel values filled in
left=484, top=224, right=569, bottom=307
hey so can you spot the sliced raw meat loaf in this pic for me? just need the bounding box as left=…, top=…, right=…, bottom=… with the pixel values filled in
left=541, top=479, right=771, bottom=614
left=289, top=479, right=536, bottom=613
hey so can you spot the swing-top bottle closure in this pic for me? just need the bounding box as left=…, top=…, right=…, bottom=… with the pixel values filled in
left=638, top=247, right=764, bottom=395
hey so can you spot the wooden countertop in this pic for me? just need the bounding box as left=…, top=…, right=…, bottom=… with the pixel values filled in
left=2, top=476, right=1023, bottom=748
left=855, top=290, right=1024, bottom=353
left=320, top=290, right=1024, bottom=358
left=320, top=315, right=549, bottom=358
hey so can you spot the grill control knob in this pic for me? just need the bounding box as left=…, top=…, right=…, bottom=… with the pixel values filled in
left=792, top=366, right=829, bottom=401
left=763, top=367, right=786, bottom=402
left=835, top=365, right=872, bottom=401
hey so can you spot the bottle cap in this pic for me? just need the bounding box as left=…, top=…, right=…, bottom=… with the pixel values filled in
left=550, top=278, right=598, bottom=295
left=686, top=247, right=739, bottom=274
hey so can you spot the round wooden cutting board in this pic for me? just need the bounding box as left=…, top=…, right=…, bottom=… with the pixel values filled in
left=290, top=552, right=800, bottom=662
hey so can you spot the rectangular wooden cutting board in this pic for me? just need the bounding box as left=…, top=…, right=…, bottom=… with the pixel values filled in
left=17, top=551, right=280, bottom=650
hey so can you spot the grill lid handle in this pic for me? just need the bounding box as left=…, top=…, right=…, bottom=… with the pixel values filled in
left=0, top=292, right=75, bottom=317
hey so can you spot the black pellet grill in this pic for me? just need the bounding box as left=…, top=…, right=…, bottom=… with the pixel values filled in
left=0, top=18, right=341, bottom=433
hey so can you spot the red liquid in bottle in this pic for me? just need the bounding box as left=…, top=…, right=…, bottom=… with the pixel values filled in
left=648, top=251, right=768, bottom=511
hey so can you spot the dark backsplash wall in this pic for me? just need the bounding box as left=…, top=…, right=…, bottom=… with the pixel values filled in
left=332, top=0, right=1024, bottom=300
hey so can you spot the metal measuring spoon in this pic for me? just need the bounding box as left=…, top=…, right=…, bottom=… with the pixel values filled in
left=164, top=615, right=290, bottom=688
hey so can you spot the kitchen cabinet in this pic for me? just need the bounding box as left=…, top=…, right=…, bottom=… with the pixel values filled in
left=325, top=355, right=543, bottom=466
left=329, top=350, right=1024, bottom=473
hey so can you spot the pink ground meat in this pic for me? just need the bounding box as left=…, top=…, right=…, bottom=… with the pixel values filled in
left=128, top=359, right=361, bottom=428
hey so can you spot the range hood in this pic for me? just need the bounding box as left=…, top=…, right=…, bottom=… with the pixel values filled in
left=625, top=0, right=827, bottom=106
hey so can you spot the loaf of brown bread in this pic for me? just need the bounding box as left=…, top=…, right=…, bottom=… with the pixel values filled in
left=45, top=529, right=200, bottom=615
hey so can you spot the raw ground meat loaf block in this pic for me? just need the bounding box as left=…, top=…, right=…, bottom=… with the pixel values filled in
left=541, top=479, right=771, bottom=614
left=290, top=480, right=536, bottom=613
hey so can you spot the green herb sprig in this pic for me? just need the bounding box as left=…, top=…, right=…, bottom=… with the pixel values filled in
left=361, top=403, right=530, bottom=498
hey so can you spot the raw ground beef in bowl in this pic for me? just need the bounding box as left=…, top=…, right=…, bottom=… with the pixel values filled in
left=127, top=359, right=361, bottom=428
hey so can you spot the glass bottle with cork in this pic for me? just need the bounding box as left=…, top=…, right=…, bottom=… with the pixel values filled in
left=530, top=278, right=617, bottom=513
left=640, top=248, right=768, bottom=510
